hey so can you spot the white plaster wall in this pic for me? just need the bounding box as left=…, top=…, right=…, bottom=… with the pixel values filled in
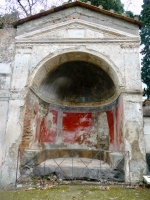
left=144, top=117, right=150, bottom=153
left=124, top=52, right=142, bottom=90
left=0, top=63, right=11, bottom=74
left=0, top=63, right=11, bottom=93
left=0, top=101, right=8, bottom=170
left=0, top=100, right=24, bottom=186
left=123, top=94, right=146, bottom=183
left=11, top=48, right=32, bottom=90
left=0, top=62, right=12, bottom=175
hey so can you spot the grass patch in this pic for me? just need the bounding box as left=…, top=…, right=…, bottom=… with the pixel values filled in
left=0, top=185, right=150, bottom=200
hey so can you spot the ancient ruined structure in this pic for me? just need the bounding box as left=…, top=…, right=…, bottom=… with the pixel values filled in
left=0, top=1, right=146, bottom=186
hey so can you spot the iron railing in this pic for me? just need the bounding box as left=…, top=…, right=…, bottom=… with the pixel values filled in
left=15, top=149, right=130, bottom=186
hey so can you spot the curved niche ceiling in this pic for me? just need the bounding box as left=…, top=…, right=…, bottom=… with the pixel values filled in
left=39, top=61, right=116, bottom=103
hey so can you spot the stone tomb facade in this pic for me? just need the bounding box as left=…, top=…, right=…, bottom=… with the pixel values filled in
left=0, top=1, right=146, bottom=186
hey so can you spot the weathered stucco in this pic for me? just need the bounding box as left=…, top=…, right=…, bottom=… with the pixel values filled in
left=0, top=28, right=16, bottom=183
left=16, top=6, right=140, bottom=36
left=0, top=2, right=146, bottom=186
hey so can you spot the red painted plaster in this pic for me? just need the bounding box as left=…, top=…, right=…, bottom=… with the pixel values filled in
left=116, top=98, right=124, bottom=151
left=39, top=110, right=58, bottom=142
left=106, top=110, right=114, bottom=147
left=35, top=117, right=41, bottom=142
left=62, top=112, right=92, bottom=144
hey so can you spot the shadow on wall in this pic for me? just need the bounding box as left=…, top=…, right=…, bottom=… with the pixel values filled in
left=40, top=61, right=116, bottom=103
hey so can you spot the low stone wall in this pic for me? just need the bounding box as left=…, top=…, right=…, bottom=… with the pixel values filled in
left=143, top=100, right=150, bottom=154
left=143, top=100, right=150, bottom=174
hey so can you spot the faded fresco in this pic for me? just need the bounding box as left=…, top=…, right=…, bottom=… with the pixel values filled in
left=21, top=91, right=124, bottom=152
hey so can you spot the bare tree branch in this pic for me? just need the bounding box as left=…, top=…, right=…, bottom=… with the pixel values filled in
left=17, top=0, right=29, bottom=16
left=0, top=0, right=65, bottom=28
left=27, top=0, right=32, bottom=15
left=123, top=0, right=132, bottom=11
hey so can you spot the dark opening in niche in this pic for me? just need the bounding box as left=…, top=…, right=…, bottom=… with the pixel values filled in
left=40, top=61, right=116, bottom=103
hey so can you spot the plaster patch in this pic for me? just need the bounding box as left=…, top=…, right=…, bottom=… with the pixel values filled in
left=125, top=121, right=143, bottom=160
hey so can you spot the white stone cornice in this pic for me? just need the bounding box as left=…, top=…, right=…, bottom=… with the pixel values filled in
left=15, top=38, right=140, bottom=45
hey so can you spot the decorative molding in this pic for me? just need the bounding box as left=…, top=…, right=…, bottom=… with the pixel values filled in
left=16, top=38, right=140, bottom=45
left=119, top=42, right=140, bottom=53
left=0, top=92, right=10, bottom=101
left=15, top=19, right=139, bottom=42
left=29, top=86, right=141, bottom=108
left=120, top=43, right=140, bottom=49
left=10, top=92, right=25, bottom=100
left=15, top=45, right=33, bottom=54
left=0, top=90, right=26, bottom=100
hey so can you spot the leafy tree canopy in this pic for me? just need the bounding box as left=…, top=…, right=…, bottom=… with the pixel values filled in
left=140, top=0, right=150, bottom=98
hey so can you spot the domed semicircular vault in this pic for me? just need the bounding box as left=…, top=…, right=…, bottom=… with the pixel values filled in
left=39, top=61, right=116, bottom=104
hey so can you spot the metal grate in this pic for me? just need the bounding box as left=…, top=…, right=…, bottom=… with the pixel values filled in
left=15, top=149, right=130, bottom=186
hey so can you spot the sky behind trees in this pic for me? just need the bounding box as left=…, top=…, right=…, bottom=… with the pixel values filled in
left=121, top=0, right=142, bottom=14
left=0, top=0, right=143, bottom=14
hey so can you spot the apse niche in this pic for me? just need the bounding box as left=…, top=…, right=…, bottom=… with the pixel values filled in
left=39, top=61, right=116, bottom=104
left=21, top=59, right=124, bottom=152
left=21, top=59, right=124, bottom=182
left=25, top=60, right=124, bottom=152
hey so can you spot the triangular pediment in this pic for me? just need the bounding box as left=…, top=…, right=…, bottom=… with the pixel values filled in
left=16, top=19, right=137, bottom=41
